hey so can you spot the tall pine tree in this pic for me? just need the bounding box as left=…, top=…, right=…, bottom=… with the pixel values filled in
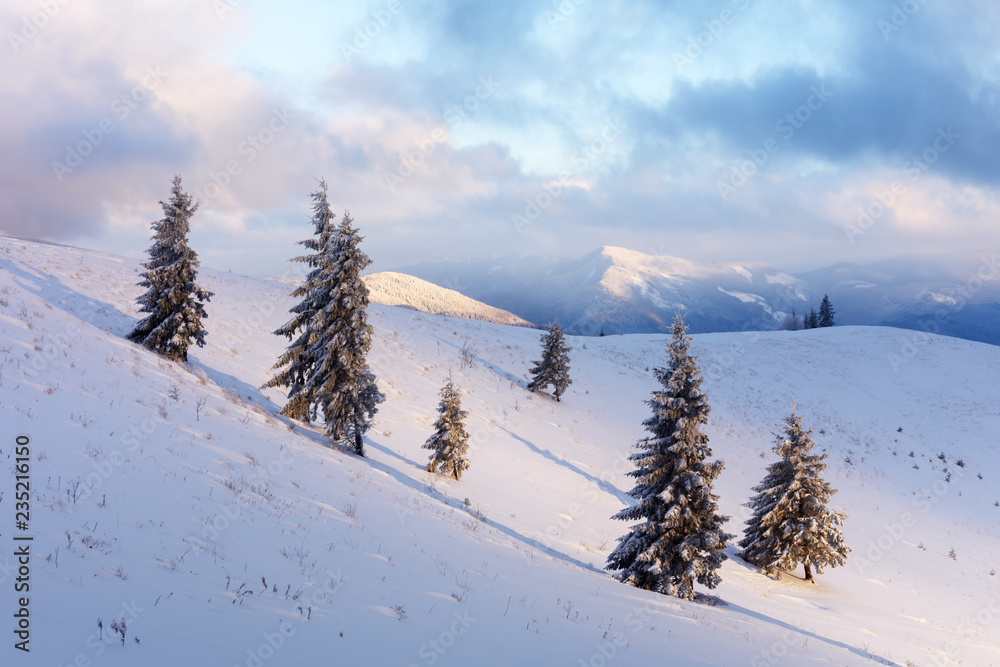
left=307, top=211, right=382, bottom=456
left=526, top=321, right=572, bottom=401
left=606, top=313, right=732, bottom=600
left=262, top=181, right=338, bottom=422
left=128, top=176, right=213, bottom=362
left=423, top=375, right=471, bottom=480
left=739, top=407, right=850, bottom=582
left=818, top=295, right=835, bottom=327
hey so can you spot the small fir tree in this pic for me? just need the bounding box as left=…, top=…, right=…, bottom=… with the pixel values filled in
left=128, top=175, right=213, bottom=362
left=262, top=180, right=338, bottom=422
left=739, top=407, right=850, bottom=582
left=526, top=321, right=572, bottom=401
left=818, top=295, right=835, bottom=327
left=805, top=309, right=819, bottom=329
left=781, top=309, right=801, bottom=331
left=424, top=376, right=470, bottom=480
left=606, top=313, right=732, bottom=600
left=308, top=211, right=380, bottom=455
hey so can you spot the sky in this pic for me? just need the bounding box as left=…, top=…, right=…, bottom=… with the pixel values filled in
left=1, top=0, right=998, bottom=277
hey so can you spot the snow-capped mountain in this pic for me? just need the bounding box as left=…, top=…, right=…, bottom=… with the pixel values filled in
left=396, top=247, right=1000, bottom=343
left=2, top=236, right=999, bottom=666
left=363, top=271, right=532, bottom=328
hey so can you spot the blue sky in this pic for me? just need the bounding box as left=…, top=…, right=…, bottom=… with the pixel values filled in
left=1, top=0, right=997, bottom=276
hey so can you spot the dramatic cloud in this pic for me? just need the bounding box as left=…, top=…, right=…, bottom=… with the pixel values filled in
left=0, top=0, right=996, bottom=275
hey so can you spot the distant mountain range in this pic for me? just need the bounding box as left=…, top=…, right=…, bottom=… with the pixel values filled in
left=393, top=247, right=1000, bottom=344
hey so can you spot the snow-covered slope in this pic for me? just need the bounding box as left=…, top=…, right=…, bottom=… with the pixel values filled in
left=2, top=236, right=999, bottom=666
left=363, top=271, right=532, bottom=328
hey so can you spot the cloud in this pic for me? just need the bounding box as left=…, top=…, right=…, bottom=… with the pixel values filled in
left=0, top=0, right=997, bottom=277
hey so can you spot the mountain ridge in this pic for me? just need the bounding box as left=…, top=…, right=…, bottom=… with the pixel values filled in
left=396, top=246, right=1000, bottom=343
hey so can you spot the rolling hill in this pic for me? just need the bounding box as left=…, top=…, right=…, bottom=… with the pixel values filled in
left=1, top=236, right=998, bottom=666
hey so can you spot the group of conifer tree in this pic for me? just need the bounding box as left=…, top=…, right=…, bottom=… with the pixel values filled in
left=127, top=175, right=384, bottom=455
left=606, top=314, right=851, bottom=600
left=127, top=176, right=849, bottom=601
left=784, top=295, right=836, bottom=331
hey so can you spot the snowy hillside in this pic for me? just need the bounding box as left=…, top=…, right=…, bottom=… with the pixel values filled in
left=362, top=271, right=532, bottom=328
left=398, top=247, right=1000, bottom=344
left=2, top=236, right=999, bottom=666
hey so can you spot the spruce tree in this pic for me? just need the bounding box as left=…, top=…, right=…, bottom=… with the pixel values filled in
left=806, top=309, right=819, bottom=329
left=308, top=211, right=381, bottom=456
left=262, top=181, right=338, bottom=422
left=526, top=321, right=572, bottom=401
left=818, top=295, right=835, bottom=327
left=739, top=407, right=850, bottom=582
left=128, top=175, right=213, bottom=362
left=424, top=376, right=470, bottom=480
left=606, top=313, right=732, bottom=600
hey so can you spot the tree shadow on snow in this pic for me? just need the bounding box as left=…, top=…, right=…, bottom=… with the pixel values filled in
left=0, top=253, right=134, bottom=335
left=430, top=334, right=527, bottom=388
left=364, top=439, right=605, bottom=575
left=186, top=362, right=283, bottom=413
left=722, top=601, right=904, bottom=666
left=499, top=428, right=632, bottom=506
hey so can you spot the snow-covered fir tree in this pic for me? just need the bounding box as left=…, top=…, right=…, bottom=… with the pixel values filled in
left=127, top=176, right=213, bottom=362
left=739, top=407, right=850, bottom=582
left=805, top=309, right=819, bottom=329
left=526, top=321, right=572, bottom=401
left=307, top=211, right=381, bottom=456
left=818, top=295, right=835, bottom=327
left=262, top=180, right=338, bottom=422
left=424, top=375, right=470, bottom=480
left=606, top=313, right=732, bottom=600
left=781, top=309, right=801, bottom=331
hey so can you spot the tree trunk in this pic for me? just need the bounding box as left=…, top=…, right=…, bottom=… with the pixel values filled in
left=352, top=423, right=364, bottom=457
left=803, top=562, right=814, bottom=583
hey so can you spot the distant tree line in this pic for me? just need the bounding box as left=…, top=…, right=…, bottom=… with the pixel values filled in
left=782, top=295, right=835, bottom=331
